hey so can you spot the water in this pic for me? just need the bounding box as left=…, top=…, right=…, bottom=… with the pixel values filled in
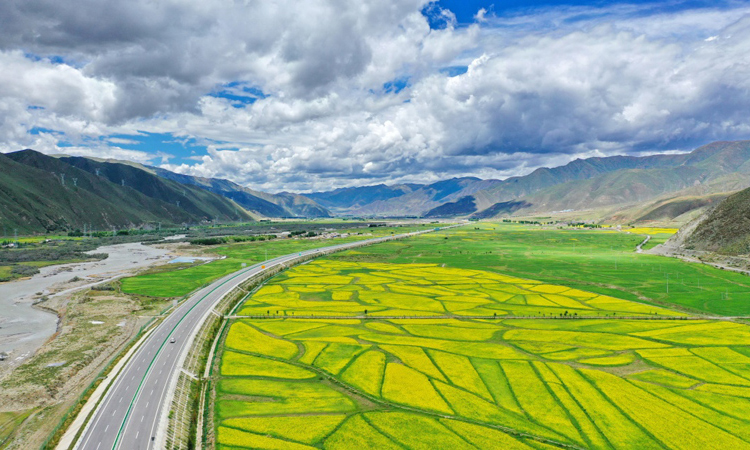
left=0, top=242, right=172, bottom=362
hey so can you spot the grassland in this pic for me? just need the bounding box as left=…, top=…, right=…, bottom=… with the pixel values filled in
left=327, top=223, right=750, bottom=316
left=235, top=260, right=678, bottom=318
left=120, top=224, right=434, bottom=298
left=0, top=410, right=34, bottom=447
left=209, top=223, right=750, bottom=448
left=213, top=255, right=750, bottom=449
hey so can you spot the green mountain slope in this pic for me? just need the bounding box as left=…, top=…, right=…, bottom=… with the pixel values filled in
left=0, top=150, right=251, bottom=233
left=58, top=156, right=252, bottom=222
left=152, top=168, right=331, bottom=218
left=683, top=187, right=750, bottom=254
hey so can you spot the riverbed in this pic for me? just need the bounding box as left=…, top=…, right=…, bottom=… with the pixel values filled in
left=0, top=242, right=174, bottom=363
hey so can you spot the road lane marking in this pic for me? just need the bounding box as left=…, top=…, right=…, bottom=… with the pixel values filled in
left=107, top=231, right=433, bottom=450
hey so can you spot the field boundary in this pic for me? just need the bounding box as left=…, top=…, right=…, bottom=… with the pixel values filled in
left=219, top=349, right=586, bottom=450
left=226, top=314, right=743, bottom=320
left=161, top=226, right=459, bottom=449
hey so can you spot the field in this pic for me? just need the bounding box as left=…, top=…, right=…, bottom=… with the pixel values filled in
left=120, top=224, right=433, bottom=298
left=213, top=248, right=750, bottom=449
left=325, top=223, right=750, bottom=316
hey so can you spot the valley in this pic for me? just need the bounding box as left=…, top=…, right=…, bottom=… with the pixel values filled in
left=205, top=224, right=750, bottom=449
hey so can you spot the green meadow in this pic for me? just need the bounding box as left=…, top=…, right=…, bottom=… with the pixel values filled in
left=329, top=223, right=750, bottom=316
left=120, top=224, right=434, bottom=298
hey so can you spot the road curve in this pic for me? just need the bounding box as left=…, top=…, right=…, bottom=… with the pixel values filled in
left=72, top=228, right=443, bottom=450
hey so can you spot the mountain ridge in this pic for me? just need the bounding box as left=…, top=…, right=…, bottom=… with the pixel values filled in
left=0, top=150, right=252, bottom=233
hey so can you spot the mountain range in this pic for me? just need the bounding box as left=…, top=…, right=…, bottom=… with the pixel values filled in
left=3, top=140, right=750, bottom=233
left=302, top=140, right=750, bottom=221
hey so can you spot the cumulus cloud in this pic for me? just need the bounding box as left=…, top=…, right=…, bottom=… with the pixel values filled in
left=1, top=1, right=750, bottom=191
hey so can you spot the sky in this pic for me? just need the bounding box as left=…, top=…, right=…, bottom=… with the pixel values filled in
left=1, top=0, right=749, bottom=192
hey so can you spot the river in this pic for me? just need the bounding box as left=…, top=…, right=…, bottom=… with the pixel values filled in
left=0, top=242, right=173, bottom=364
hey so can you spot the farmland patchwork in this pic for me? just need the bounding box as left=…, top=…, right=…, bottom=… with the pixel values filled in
left=214, top=261, right=750, bottom=449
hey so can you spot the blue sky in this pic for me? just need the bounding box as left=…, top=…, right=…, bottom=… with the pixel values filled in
left=440, top=0, right=724, bottom=23
left=1, top=0, right=749, bottom=191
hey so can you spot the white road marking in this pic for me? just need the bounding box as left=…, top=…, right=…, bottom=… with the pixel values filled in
left=105, top=425, right=108, bottom=432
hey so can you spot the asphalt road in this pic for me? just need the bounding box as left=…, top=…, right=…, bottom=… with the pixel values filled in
left=74, top=229, right=436, bottom=450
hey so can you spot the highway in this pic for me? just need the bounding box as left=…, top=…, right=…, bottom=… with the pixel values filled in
left=73, top=228, right=440, bottom=450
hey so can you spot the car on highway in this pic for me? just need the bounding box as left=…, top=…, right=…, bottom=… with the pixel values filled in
left=169, top=337, right=176, bottom=343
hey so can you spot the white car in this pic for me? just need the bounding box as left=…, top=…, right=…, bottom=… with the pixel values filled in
left=169, top=337, right=176, bottom=343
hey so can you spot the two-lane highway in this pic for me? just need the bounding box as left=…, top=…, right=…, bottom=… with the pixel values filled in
left=73, top=228, right=445, bottom=450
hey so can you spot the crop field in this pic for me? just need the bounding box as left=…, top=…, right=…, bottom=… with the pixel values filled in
left=120, top=224, right=433, bottom=298
left=213, top=254, right=750, bottom=449
left=326, top=223, right=750, bottom=316
left=235, top=260, right=679, bottom=318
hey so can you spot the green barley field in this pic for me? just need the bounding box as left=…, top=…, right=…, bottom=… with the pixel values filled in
left=211, top=225, right=750, bottom=449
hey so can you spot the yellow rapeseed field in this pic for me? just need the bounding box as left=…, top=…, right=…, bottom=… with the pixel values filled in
left=214, top=258, right=750, bottom=449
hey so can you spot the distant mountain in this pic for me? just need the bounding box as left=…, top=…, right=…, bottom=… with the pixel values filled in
left=298, top=140, right=750, bottom=220
left=425, top=140, right=750, bottom=219
left=0, top=150, right=252, bottom=233
left=152, top=168, right=331, bottom=218
left=305, top=184, right=420, bottom=213
left=303, top=177, right=502, bottom=217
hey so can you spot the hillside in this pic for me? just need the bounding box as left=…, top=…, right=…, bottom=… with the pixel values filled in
left=305, top=184, right=420, bottom=212
left=0, top=150, right=252, bottom=233
left=299, top=141, right=750, bottom=219
left=306, top=177, right=502, bottom=217
left=435, top=140, right=750, bottom=219
left=682, top=186, right=750, bottom=254
left=59, top=156, right=252, bottom=222
left=152, top=168, right=331, bottom=218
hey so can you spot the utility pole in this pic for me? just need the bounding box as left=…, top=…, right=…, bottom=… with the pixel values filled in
left=14, top=229, right=18, bottom=244
left=666, top=273, right=669, bottom=295
left=60, top=173, right=65, bottom=186
left=95, top=168, right=100, bottom=176
left=83, top=223, right=86, bottom=237
left=72, top=178, right=77, bottom=187
left=121, top=179, right=125, bottom=187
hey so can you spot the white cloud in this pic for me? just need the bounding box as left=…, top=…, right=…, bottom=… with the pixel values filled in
left=1, top=1, right=750, bottom=192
